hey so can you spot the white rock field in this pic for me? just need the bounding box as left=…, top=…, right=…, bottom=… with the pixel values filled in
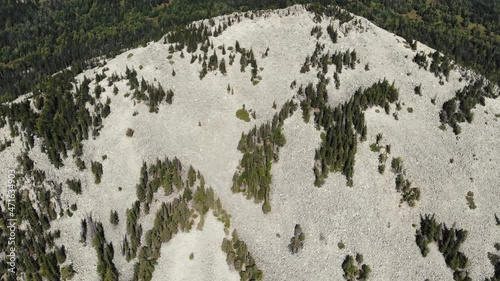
left=0, top=4, right=499, bottom=281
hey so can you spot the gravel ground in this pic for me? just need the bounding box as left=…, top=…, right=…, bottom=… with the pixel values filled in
left=0, top=5, right=498, bottom=281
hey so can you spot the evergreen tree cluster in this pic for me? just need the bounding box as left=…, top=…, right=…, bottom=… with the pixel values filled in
left=486, top=243, right=500, bottom=281
left=327, top=24, right=338, bottom=43
left=86, top=217, right=119, bottom=281
left=370, top=133, right=390, bottom=174
left=91, top=161, right=104, bottom=184
left=124, top=201, right=142, bottom=261
left=306, top=4, right=354, bottom=24
left=231, top=100, right=298, bottom=214
left=0, top=175, right=66, bottom=280
left=415, top=214, right=471, bottom=281
left=221, top=230, right=263, bottom=281
left=66, top=178, right=82, bottom=195
left=1, top=0, right=498, bottom=106
left=124, top=67, right=174, bottom=112
left=341, top=253, right=371, bottom=281
left=299, top=77, right=399, bottom=187
left=311, top=25, right=323, bottom=39
left=305, top=2, right=499, bottom=84
left=300, top=42, right=357, bottom=75
left=288, top=224, right=305, bottom=254
left=0, top=70, right=111, bottom=168
left=120, top=157, right=231, bottom=280
left=440, top=79, right=498, bottom=134
left=429, top=51, right=452, bottom=81
left=390, top=157, right=421, bottom=207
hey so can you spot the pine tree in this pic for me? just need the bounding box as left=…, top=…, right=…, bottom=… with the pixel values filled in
left=219, top=58, right=227, bottom=75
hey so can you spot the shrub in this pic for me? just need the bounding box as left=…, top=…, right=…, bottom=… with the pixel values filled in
left=126, top=128, right=135, bottom=137
left=235, top=108, right=250, bottom=122
left=288, top=224, right=305, bottom=254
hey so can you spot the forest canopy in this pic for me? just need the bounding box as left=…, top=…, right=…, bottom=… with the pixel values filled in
left=0, top=0, right=498, bottom=103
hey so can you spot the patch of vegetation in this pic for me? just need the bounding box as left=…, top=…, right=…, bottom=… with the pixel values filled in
left=465, top=191, right=476, bottom=209
left=91, top=161, right=103, bottom=184
left=66, top=179, right=82, bottom=195
left=440, top=79, right=498, bottom=134
left=0, top=71, right=109, bottom=168
left=299, top=77, right=399, bottom=187
left=486, top=245, right=500, bottom=281
left=288, top=224, right=305, bottom=254
left=341, top=253, right=371, bottom=281
left=415, top=214, right=471, bottom=281
left=236, top=107, right=251, bottom=122
left=61, top=264, right=76, bottom=280
left=301, top=42, right=357, bottom=75
left=327, top=24, right=338, bottom=43
left=126, top=128, right=135, bottom=137
left=125, top=158, right=232, bottom=280
left=221, top=230, right=263, bottom=281
left=232, top=100, right=297, bottom=213
left=86, top=216, right=119, bottom=281
left=310, top=25, right=323, bottom=39
left=124, top=67, right=174, bottom=112
left=110, top=210, right=119, bottom=226
left=390, top=157, right=420, bottom=206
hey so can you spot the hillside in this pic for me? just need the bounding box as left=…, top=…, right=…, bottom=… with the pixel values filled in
left=0, top=5, right=499, bottom=281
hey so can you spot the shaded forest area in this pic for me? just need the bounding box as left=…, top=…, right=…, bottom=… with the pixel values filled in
left=0, top=0, right=498, bottom=103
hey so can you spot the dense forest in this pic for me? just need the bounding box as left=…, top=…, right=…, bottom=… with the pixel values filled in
left=0, top=0, right=498, bottom=104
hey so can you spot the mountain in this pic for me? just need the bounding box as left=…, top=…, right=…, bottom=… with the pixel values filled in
left=0, top=4, right=499, bottom=281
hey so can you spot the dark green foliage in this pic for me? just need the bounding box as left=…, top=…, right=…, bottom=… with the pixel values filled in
left=300, top=42, right=357, bottom=75
left=299, top=78, right=399, bottom=187
left=0, top=71, right=110, bottom=168
left=236, top=106, right=251, bottom=122
left=327, top=24, right=338, bottom=43
left=232, top=100, right=297, bottom=213
left=440, top=79, right=498, bottom=134
left=413, top=52, right=428, bottom=69
left=288, top=224, right=305, bottom=254
left=311, top=25, right=323, bottom=39
left=110, top=210, right=119, bottom=226
left=465, top=191, right=476, bottom=209
left=391, top=157, right=420, bottom=206
left=61, top=264, right=76, bottom=280
left=66, top=179, right=82, bottom=195
left=486, top=243, right=500, bottom=281
left=125, top=67, right=173, bottom=113
left=91, top=161, right=103, bottom=184
left=415, top=214, right=471, bottom=281
left=429, top=51, right=452, bottom=80
left=0, top=175, right=67, bottom=280
left=341, top=254, right=371, bottom=281
left=129, top=157, right=231, bottom=281
left=220, top=58, right=227, bottom=75
left=76, top=158, right=86, bottom=170
left=221, top=230, right=263, bottom=281
left=414, top=84, right=422, bottom=96
left=88, top=218, right=119, bottom=281
left=1, top=0, right=499, bottom=106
